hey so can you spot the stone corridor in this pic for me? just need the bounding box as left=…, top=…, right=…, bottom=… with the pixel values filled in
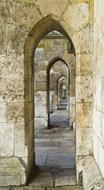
left=1, top=1, right=104, bottom=190
left=35, top=107, right=75, bottom=186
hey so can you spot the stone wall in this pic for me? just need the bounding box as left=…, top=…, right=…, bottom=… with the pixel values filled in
left=0, top=0, right=93, bottom=185
left=93, top=0, right=104, bottom=178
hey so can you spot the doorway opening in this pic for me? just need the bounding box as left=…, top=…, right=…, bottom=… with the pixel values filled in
left=47, top=61, right=70, bottom=129
left=33, top=30, right=76, bottom=184
left=24, top=15, right=77, bottom=185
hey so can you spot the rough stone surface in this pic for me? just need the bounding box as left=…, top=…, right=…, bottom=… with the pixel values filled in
left=0, top=158, right=26, bottom=186
left=83, top=156, right=104, bottom=190
left=30, top=172, right=53, bottom=188
left=55, top=175, right=76, bottom=187
left=93, top=0, right=104, bottom=180
left=0, top=0, right=95, bottom=188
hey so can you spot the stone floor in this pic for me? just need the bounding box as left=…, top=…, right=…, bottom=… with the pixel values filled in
left=0, top=110, right=82, bottom=189
left=10, top=185, right=83, bottom=190
left=50, top=110, right=69, bottom=128
left=34, top=110, right=76, bottom=186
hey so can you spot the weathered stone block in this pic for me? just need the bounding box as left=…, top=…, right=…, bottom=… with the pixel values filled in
left=0, top=27, right=6, bottom=53
left=0, top=158, right=26, bottom=186
left=35, top=0, right=69, bottom=21
left=76, top=54, right=93, bottom=76
left=76, top=127, right=93, bottom=156
left=14, top=122, right=28, bottom=158
left=55, top=175, right=76, bottom=186
left=0, top=75, right=24, bottom=102
left=6, top=102, right=24, bottom=122
left=78, top=26, right=93, bottom=54
left=83, top=156, right=104, bottom=190
left=76, top=103, right=92, bottom=128
left=0, top=1, right=15, bottom=25
left=0, top=102, right=6, bottom=122
left=0, top=122, right=14, bottom=156
left=15, top=2, right=42, bottom=30
left=30, top=172, right=53, bottom=187
left=62, top=3, right=89, bottom=31
left=76, top=76, right=93, bottom=102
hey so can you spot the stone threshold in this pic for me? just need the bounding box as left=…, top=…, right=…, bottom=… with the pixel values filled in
left=0, top=186, right=83, bottom=190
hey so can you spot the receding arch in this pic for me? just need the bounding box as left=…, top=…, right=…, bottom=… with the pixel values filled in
left=46, top=57, right=70, bottom=128
left=57, top=75, right=67, bottom=82
left=24, top=14, right=76, bottom=180
left=57, top=75, right=67, bottom=102
left=24, top=15, right=76, bottom=59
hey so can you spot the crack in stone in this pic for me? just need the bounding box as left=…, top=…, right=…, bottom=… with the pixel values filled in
left=34, top=1, right=44, bottom=19
left=59, top=0, right=71, bottom=22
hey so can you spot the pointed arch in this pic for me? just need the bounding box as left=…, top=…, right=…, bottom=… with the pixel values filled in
left=57, top=75, right=67, bottom=102
left=24, top=14, right=76, bottom=180
left=46, top=56, right=71, bottom=128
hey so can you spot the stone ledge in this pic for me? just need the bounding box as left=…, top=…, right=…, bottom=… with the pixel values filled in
left=0, top=157, right=26, bottom=186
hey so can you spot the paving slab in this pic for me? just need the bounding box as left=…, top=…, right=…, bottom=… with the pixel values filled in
left=29, top=172, right=53, bottom=188
left=55, top=175, right=76, bottom=187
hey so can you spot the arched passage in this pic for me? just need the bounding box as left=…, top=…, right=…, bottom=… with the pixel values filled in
left=34, top=31, right=76, bottom=182
left=0, top=1, right=94, bottom=188
left=57, top=75, right=67, bottom=102
left=46, top=57, right=71, bottom=128
left=24, top=14, right=82, bottom=182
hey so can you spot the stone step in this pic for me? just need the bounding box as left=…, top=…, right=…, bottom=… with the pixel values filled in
left=35, top=135, right=75, bottom=140
left=10, top=186, right=83, bottom=190
left=9, top=170, right=83, bottom=190
left=58, top=101, right=67, bottom=104
left=57, top=107, right=67, bottom=110
left=35, top=139, right=75, bottom=145
left=57, top=106, right=67, bottom=110
left=58, top=103, right=67, bottom=105
left=57, top=102, right=67, bottom=110
left=35, top=130, right=74, bottom=136
left=57, top=104, right=67, bottom=106
left=60, top=99, right=67, bottom=102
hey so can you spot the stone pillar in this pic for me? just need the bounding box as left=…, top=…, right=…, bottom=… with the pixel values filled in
left=35, top=91, right=47, bottom=129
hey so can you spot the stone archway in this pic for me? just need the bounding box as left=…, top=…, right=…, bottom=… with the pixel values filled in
left=23, top=13, right=92, bottom=183
left=0, top=1, right=93, bottom=187
left=24, top=16, right=78, bottom=180
left=57, top=75, right=67, bottom=102
left=46, top=57, right=71, bottom=129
